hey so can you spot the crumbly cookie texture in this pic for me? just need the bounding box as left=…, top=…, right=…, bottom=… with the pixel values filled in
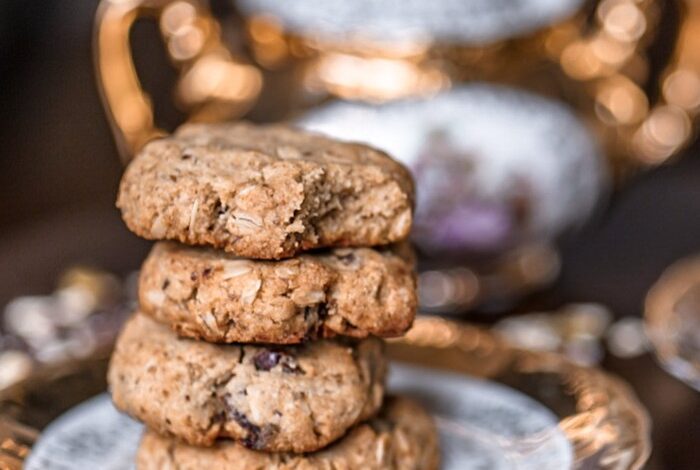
left=136, top=396, right=440, bottom=470
left=108, top=314, right=386, bottom=453
left=139, top=241, right=416, bottom=344
left=117, top=122, right=414, bottom=259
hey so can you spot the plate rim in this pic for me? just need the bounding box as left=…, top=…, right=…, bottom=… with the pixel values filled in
left=1, top=316, right=651, bottom=470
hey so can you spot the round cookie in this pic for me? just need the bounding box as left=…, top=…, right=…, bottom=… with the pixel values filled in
left=108, top=313, right=386, bottom=453
left=117, top=122, right=414, bottom=260
left=137, top=396, right=440, bottom=470
left=139, top=241, right=417, bottom=344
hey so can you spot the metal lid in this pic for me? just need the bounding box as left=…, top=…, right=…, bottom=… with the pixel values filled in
left=238, top=0, right=584, bottom=46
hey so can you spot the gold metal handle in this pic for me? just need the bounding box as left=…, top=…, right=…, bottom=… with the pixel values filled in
left=94, top=0, right=263, bottom=163
left=630, top=0, right=700, bottom=165
left=551, top=0, right=700, bottom=169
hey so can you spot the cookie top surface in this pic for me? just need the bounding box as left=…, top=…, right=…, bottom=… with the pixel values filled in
left=139, top=241, right=416, bottom=344
left=137, top=396, right=440, bottom=470
left=108, top=313, right=386, bottom=453
left=117, top=122, right=414, bottom=259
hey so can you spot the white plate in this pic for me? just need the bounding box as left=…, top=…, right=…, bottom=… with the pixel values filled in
left=26, top=363, right=572, bottom=470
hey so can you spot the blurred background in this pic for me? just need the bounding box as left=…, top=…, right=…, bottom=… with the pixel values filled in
left=1, top=0, right=700, bottom=468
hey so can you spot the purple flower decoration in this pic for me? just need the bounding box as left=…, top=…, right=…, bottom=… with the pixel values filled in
left=411, top=130, right=529, bottom=255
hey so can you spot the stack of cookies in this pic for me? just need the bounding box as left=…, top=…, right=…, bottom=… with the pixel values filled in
left=107, top=123, right=440, bottom=469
